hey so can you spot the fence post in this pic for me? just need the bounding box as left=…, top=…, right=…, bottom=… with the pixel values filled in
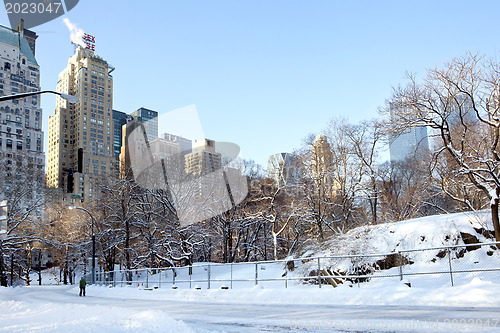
left=172, top=267, right=176, bottom=286
left=230, top=263, right=233, bottom=289
left=146, top=269, right=149, bottom=288
left=207, top=264, right=211, bottom=289
left=189, top=266, right=192, bottom=289
left=255, top=262, right=258, bottom=286
left=285, top=263, right=288, bottom=289
left=447, top=247, right=454, bottom=287
left=355, top=260, right=360, bottom=288
left=159, top=268, right=161, bottom=289
left=317, top=257, right=322, bottom=288
left=397, top=251, right=403, bottom=281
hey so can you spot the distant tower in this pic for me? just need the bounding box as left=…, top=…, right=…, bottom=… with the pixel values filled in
left=389, top=105, right=429, bottom=163
left=311, top=135, right=337, bottom=195
left=267, top=153, right=299, bottom=187
left=130, top=107, right=158, bottom=141
left=311, top=135, right=332, bottom=175
left=112, top=109, right=128, bottom=175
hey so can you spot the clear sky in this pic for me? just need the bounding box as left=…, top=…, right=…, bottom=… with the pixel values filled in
left=1, top=0, right=500, bottom=168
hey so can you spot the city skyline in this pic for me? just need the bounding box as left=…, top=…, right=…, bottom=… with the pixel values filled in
left=1, top=1, right=500, bottom=167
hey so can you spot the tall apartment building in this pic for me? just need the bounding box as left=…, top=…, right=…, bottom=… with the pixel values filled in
left=184, top=139, right=221, bottom=176
left=47, top=46, right=115, bottom=202
left=0, top=24, right=44, bottom=214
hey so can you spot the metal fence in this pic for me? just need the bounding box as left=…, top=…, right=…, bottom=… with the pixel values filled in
left=89, top=241, right=500, bottom=289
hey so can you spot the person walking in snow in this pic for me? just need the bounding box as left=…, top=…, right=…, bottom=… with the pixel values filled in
left=79, top=277, right=86, bottom=297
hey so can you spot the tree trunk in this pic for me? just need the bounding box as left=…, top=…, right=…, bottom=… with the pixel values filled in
left=492, top=189, right=500, bottom=242
left=371, top=177, right=378, bottom=224
left=37, top=251, right=42, bottom=285
left=0, top=247, right=6, bottom=287
left=125, top=219, right=131, bottom=282
left=227, top=220, right=233, bottom=263
left=222, top=220, right=228, bottom=263
left=272, top=232, right=278, bottom=261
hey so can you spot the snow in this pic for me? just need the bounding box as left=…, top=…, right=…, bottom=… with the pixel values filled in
left=0, top=287, right=195, bottom=333
left=74, top=276, right=500, bottom=307
left=3, top=210, right=500, bottom=332
left=1, top=279, right=500, bottom=332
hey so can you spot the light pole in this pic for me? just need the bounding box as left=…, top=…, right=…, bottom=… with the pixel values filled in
left=0, top=90, right=78, bottom=103
left=69, top=206, right=95, bottom=284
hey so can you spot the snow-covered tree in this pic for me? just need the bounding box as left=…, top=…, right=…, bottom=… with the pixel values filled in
left=385, top=53, right=500, bottom=240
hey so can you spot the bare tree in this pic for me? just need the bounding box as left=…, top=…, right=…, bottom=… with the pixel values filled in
left=0, top=151, right=46, bottom=286
left=385, top=53, right=500, bottom=240
left=344, top=119, right=385, bottom=224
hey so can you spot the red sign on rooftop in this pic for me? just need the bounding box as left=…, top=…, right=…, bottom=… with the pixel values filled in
left=83, top=33, right=95, bottom=51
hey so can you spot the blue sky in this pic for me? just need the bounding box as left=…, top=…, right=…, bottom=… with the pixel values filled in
left=2, top=0, right=500, bottom=168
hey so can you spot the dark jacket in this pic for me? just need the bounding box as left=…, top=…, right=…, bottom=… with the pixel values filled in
left=79, top=278, right=86, bottom=288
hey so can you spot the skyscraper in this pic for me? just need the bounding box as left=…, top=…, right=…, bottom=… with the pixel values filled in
left=47, top=46, right=115, bottom=202
left=267, top=152, right=300, bottom=187
left=112, top=109, right=129, bottom=174
left=389, top=105, right=429, bottom=163
left=130, top=107, right=158, bottom=141
left=0, top=24, right=44, bottom=213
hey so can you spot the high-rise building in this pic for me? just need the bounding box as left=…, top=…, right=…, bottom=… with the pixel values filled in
left=184, top=139, right=221, bottom=176
left=389, top=105, right=429, bottom=163
left=130, top=107, right=158, bottom=141
left=161, top=133, right=192, bottom=155
left=311, top=135, right=337, bottom=194
left=112, top=109, right=129, bottom=173
left=267, top=152, right=300, bottom=187
left=47, top=46, right=115, bottom=202
left=0, top=24, right=44, bottom=213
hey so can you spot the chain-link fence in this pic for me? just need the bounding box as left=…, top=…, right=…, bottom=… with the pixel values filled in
left=89, top=241, right=500, bottom=289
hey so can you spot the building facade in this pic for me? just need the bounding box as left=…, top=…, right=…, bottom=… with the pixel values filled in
left=267, top=152, right=300, bottom=187
left=130, top=107, right=158, bottom=142
left=47, top=46, right=115, bottom=203
left=389, top=105, right=429, bottom=163
left=0, top=24, right=44, bottom=214
left=184, top=139, right=221, bottom=176
left=112, top=109, right=129, bottom=175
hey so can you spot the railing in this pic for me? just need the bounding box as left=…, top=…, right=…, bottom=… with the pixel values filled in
left=90, top=241, right=500, bottom=289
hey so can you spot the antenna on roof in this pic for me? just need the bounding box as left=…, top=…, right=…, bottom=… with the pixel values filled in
left=17, top=19, right=24, bottom=37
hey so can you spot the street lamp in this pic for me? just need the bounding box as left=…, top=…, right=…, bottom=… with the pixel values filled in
left=0, top=90, right=78, bottom=103
left=68, top=206, right=95, bottom=284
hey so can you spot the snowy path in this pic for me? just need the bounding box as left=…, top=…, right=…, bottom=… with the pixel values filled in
left=1, top=286, right=500, bottom=332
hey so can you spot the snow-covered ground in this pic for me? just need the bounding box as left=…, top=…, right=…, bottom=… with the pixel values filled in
left=2, top=210, right=500, bottom=332
left=1, top=282, right=500, bottom=332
